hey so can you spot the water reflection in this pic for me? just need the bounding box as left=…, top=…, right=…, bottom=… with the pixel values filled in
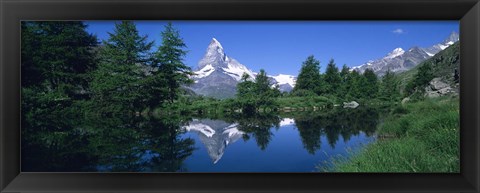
left=22, top=106, right=385, bottom=172
left=183, top=119, right=244, bottom=163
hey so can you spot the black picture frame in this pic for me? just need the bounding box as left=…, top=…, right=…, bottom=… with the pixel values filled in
left=1, top=0, right=479, bottom=192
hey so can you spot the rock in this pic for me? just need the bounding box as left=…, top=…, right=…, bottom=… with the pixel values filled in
left=424, top=78, right=453, bottom=98
left=401, top=97, right=410, bottom=105
left=429, top=78, right=450, bottom=90
left=343, top=101, right=359, bottom=109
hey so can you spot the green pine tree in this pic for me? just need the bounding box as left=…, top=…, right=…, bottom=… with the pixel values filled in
left=379, top=69, right=400, bottom=101
left=91, top=21, right=154, bottom=112
left=323, top=59, right=342, bottom=96
left=363, top=69, right=379, bottom=99
left=154, top=22, right=194, bottom=104
left=405, top=62, right=434, bottom=95
left=348, top=70, right=367, bottom=99
left=21, top=21, right=98, bottom=98
left=255, top=69, right=274, bottom=106
left=338, top=64, right=351, bottom=98
left=293, top=55, right=323, bottom=96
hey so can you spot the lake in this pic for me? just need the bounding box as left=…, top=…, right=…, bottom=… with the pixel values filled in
left=21, top=107, right=382, bottom=172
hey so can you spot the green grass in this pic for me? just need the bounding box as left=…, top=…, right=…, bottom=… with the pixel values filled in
left=327, top=97, right=459, bottom=172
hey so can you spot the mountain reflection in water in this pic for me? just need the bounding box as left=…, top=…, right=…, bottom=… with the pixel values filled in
left=22, top=107, right=385, bottom=172
left=183, top=119, right=245, bottom=164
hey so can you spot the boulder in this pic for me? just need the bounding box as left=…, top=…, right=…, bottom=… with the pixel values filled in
left=429, top=78, right=450, bottom=90
left=401, top=97, right=410, bottom=105
left=424, top=78, right=453, bottom=98
left=343, top=101, right=359, bottom=109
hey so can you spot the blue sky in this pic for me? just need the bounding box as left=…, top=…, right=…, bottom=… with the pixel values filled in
left=85, top=21, right=458, bottom=75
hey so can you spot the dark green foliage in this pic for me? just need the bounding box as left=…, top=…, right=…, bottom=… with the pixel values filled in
left=379, top=69, right=400, bottom=101
left=338, top=64, right=351, bottom=98
left=293, top=107, right=380, bottom=154
left=323, top=59, right=342, bottom=96
left=405, top=62, right=434, bottom=95
left=154, top=22, right=194, bottom=104
left=235, top=70, right=278, bottom=113
left=21, top=21, right=98, bottom=97
left=91, top=21, right=154, bottom=112
left=363, top=69, right=379, bottom=98
left=293, top=55, right=323, bottom=96
left=347, top=70, right=367, bottom=99
left=255, top=69, right=276, bottom=106
left=232, top=114, right=281, bottom=150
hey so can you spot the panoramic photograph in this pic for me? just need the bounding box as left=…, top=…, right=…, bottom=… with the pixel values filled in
left=21, top=21, right=459, bottom=172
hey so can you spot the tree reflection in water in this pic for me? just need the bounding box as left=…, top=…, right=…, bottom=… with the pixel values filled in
left=22, top=106, right=384, bottom=172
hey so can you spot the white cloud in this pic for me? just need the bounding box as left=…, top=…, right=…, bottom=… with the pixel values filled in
left=392, top=28, right=404, bottom=34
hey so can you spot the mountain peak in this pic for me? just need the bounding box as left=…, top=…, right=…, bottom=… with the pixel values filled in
left=443, top=31, right=459, bottom=45
left=210, top=38, right=224, bottom=50
left=385, top=47, right=405, bottom=59
left=191, top=38, right=296, bottom=98
left=198, top=38, right=227, bottom=69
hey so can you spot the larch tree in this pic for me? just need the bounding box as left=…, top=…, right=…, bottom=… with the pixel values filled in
left=293, top=55, right=323, bottom=96
left=154, top=22, right=194, bottom=104
left=91, top=21, right=154, bottom=112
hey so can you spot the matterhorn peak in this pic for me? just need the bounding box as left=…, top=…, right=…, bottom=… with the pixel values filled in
left=198, top=38, right=227, bottom=69
left=210, top=38, right=223, bottom=49
left=385, top=47, right=405, bottom=59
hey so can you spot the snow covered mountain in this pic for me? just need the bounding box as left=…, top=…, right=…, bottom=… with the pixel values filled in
left=351, top=32, right=459, bottom=76
left=183, top=119, right=244, bottom=164
left=190, top=38, right=296, bottom=98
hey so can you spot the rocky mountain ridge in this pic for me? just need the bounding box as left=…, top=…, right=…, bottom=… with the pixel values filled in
left=351, top=32, right=459, bottom=76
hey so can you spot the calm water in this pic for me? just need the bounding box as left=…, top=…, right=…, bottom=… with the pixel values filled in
left=22, top=107, right=382, bottom=172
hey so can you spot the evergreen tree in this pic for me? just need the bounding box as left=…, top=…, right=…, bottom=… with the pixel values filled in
left=379, top=69, right=400, bottom=101
left=255, top=69, right=274, bottom=106
left=338, top=64, right=351, bottom=98
left=323, top=59, right=342, bottom=96
left=293, top=55, right=323, bottom=96
left=236, top=73, right=257, bottom=113
left=363, top=69, right=379, bottom=99
left=237, top=73, right=256, bottom=98
left=21, top=21, right=98, bottom=98
left=255, top=69, right=271, bottom=95
left=405, top=62, right=434, bottom=95
left=91, top=21, right=154, bottom=112
left=154, top=22, right=194, bottom=104
left=348, top=70, right=367, bottom=99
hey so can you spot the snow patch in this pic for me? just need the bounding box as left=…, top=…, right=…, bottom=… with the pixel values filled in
left=222, top=124, right=244, bottom=139
left=270, top=74, right=296, bottom=87
left=385, top=47, right=405, bottom=59
left=438, top=44, right=448, bottom=50
left=222, top=61, right=255, bottom=81
left=184, top=124, right=216, bottom=138
left=194, top=64, right=215, bottom=78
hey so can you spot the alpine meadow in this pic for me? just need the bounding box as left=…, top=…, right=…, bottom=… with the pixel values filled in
left=21, top=21, right=460, bottom=172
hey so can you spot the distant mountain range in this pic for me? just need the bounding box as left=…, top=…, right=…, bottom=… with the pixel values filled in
left=190, top=38, right=296, bottom=99
left=189, top=32, right=458, bottom=98
left=351, top=32, right=459, bottom=76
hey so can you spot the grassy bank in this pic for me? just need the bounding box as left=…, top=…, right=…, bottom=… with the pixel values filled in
left=328, top=97, right=459, bottom=172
